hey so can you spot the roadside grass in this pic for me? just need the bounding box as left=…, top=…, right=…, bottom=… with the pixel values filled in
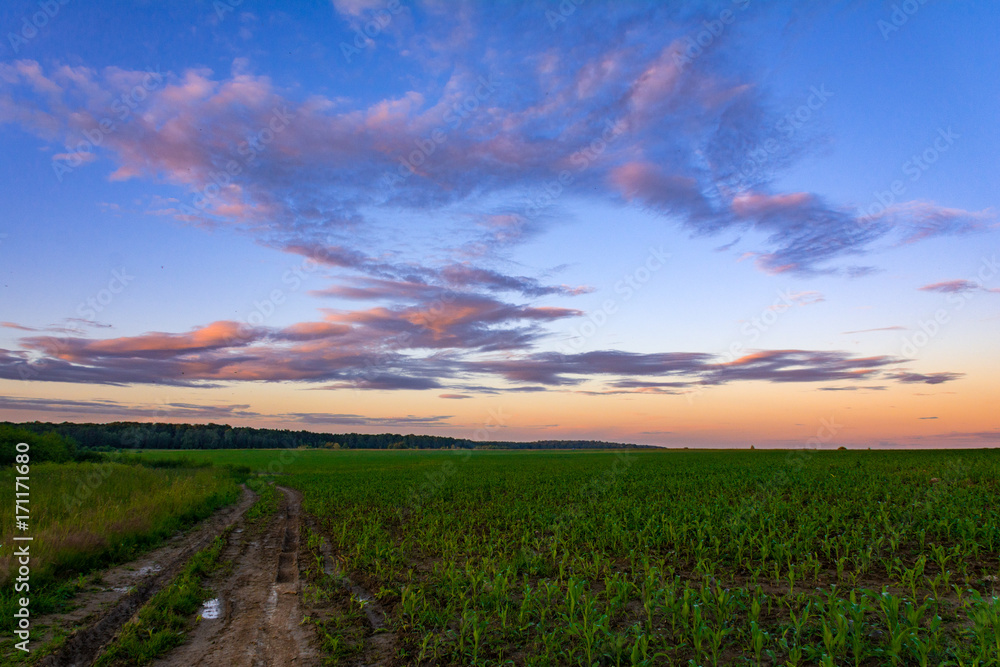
left=92, top=533, right=229, bottom=667
left=244, top=478, right=280, bottom=531
left=92, top=479, right=281, bottom=665
left=0, top=462, right=239, bottom=642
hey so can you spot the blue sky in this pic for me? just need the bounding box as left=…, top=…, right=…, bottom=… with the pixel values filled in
left=0, top=0, right=997, bottom=447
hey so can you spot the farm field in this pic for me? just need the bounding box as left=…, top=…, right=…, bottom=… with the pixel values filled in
left=4, top=448, right=1000, bottom=665
left=127, top=447, right=1000, bottom=666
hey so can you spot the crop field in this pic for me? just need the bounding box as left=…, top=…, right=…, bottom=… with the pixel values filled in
left=129, top=447, right=1000, bottom=666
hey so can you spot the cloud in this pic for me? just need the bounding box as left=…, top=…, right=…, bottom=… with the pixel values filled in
left=310, top=269, right=588, bottom=303
left=886, top=371, right=963, bottom=385
left=842, top=326, right=906, bottom=334
left=0, top=394, right=459, bottom=429
left=64, top=318, right=114, bottom=329
left=0, top=395, right=259, bottom=419
left=818, top=385, right=887, bottom=391
left=319, top=375, right=444, bottom=391
left=321, top=293, right=582, bottom=352
left=766, top=290, right=824, bottom=312
left=438, top=265, right=591, bottom=297
left=280, top=412, right=452, bottom=426
left=919, top=280, right=1000, bottom=294
left=890, top=201, right=990, bottom=245
left=0, top=316, right=965, bottom=398
left=438, top=393, right=472, bottom=399
left=708, top=350, right=897, bottom=384
left=469, top=350, right=713, bottom=386
left=611, top=161, right=713, bottom=222
left=466, top=348, right=947, bottom=390
left=2, top=14, right=989, bottom=283
left=714, top=237, right=741, bottom=252
left=331, top=0, right=391, bottom=18
left=21, top=321, right=265, bottom=362
left=730, top=192, right=890, bottom=275
left=0, top=5, right=991, bottom=405
left=936, top=430, right=1000, bottom=441
left=52, top=151, right=96, bottom=164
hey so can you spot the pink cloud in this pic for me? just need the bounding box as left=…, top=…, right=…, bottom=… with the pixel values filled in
left=731, top=192, right=813, bottom=217
left=610, top=161, right=710, bottom=220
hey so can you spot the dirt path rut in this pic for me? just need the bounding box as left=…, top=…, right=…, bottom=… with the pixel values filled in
left=152, top=485, right=319, bottom=666
left=38, top=486, right=257, bottom=667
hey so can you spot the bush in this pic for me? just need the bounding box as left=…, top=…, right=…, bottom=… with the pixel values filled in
left=0, top=425, right=77, bottom=465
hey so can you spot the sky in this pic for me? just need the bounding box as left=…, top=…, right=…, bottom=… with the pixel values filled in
left=0, top=0, right=997, bottom=448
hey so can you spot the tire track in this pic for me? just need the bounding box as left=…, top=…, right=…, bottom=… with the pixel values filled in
left=302, top=513, right=397, bottom=667
left=151, top=485, right=319, bottom=667
left=37, top=486, right=257, bottom=667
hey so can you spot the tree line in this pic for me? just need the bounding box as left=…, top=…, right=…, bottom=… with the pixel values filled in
left=3, top=421, right=644, bottom=452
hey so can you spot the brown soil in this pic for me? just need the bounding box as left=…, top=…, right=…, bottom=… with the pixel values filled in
left=36, top=486, right=258, bottom=667
left=150, top=485, right=320, bottom=666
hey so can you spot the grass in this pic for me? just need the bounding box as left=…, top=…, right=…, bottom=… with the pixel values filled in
left=92, top=476, right=282, bottom=666
left=92, top=534, right=228, bottom=667
left=0, top=460, right=239, bottom=646
left=244, top=478, right=280, bottom=530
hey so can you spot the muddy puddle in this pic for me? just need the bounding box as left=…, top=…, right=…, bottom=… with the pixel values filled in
left=199, top=598, right=222, bottom=620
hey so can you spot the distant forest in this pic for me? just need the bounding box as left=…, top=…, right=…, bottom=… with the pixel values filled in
left=3, top=421, right=644, bottom=451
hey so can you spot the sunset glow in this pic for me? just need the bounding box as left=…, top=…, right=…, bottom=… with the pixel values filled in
left=1, top=1, right=997, bottom=447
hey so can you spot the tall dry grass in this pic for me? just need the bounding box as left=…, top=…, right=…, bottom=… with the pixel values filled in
left=0, top=461, right=238, bottom=585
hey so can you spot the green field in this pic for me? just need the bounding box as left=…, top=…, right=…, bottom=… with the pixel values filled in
left=132, top=447, right=1000, bottom=666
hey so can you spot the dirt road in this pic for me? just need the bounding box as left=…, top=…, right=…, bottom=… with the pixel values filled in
left=152, top=485, right=319, bottom=666
left=35, top=484, right=325, bottom=666
left=39, top=487, right=258, bottom=667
